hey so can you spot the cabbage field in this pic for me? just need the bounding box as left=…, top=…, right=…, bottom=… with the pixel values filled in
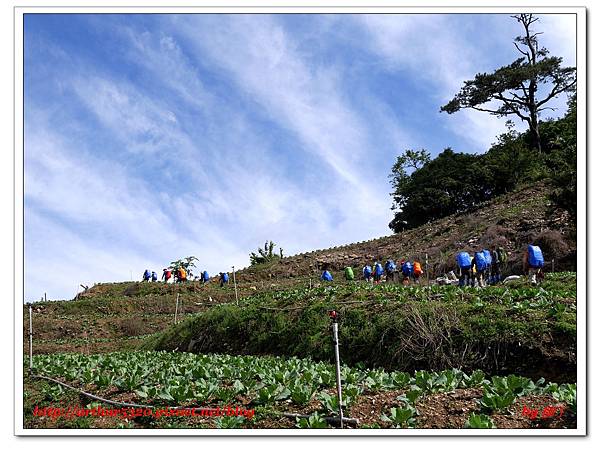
left=26, top=350, right=576, bottom=429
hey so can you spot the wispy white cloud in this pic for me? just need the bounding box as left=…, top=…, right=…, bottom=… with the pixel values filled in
left=172, top=15, right=390, bottom=198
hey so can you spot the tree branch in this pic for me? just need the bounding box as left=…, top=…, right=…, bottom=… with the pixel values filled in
left=513, top=41, right=530, bottom=58
left=493, top=92, right=528, bottom=107
left=519, top=81, right=530, bottom=99
left=470, top=106, right=505, bottom=114
left=537, top=78, right=576, bottom=108
left=491, top=94, right=531, bottom=122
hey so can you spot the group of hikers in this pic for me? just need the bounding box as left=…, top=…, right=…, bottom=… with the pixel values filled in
left=320, top=258, right=424, bottom=285
left=456, top=244, right=545, bottom=287
left=455, top=245, right=508, bottom=287
left=142, top=268, right=231, bottom=287
left=319, top=243, right=546, bottom=288
left=142, top=244, right=546, bottom=290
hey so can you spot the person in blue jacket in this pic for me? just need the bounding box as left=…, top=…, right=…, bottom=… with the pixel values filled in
left=219, top=272, right=229, bottom=287
left=524, top=244, right=544, bottom=285
left=151, top=271, right=158, bottom=282
left=401, top=260, right=413, bottom=285
left=384, top=259, right=397, bottom=283
left=456, top=251, right=472, bottom=287
left=142, top=269, right=151, bottom=282
left=321, top=270, right=333, bottom=282
left=471, top=250, right=488, bottom=287
left=373, top=262, right=384, bottom=284
left=362, top=264, right=373, bottom=283
left=202, top=270, right=210, bottom=284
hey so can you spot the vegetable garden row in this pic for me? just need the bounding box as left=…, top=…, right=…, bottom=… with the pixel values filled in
left=27, top=351, right=576, bottom=429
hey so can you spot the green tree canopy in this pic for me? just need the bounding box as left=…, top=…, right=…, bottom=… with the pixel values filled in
left=389, top=148, right=497, bottom=232
left=389, top=99, right=576, bottom=232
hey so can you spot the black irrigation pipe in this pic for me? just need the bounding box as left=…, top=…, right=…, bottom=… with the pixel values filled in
left=29, top=374, right=360, bottom=426
left=31, top=373, right=228, bottom=413
left=281, top=412, right=359, bottom=427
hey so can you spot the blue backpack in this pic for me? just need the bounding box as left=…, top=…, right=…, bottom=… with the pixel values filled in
left=203, top=271, right=209, bottom=281
left=402, top=262, right=413, bottom=276
left=456, top=252, right=471, bottom=268
left=385, top=260, right=396, bottom=272
left=363, top=265, right=372, bottom=277
left=528, top=245, right=544, bottom=268
left=483, top=250, right=492, bottom=268
left=143, top=269, right=150, bottom=279
left=151, top=271, right=157, bottom=280
left=322, top=271, right=333, bottom=282
left=222, top=273, right=229, bottom=282
left=474, top=252, right=487, bottom=271
left=374, top=263, right=384, bottom=276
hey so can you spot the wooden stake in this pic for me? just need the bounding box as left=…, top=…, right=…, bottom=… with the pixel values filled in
left=29, top=305, right=33, bottom=372
left=232, top=266, right=239, bottom=305
left=174, top=293, right=180, bottom=324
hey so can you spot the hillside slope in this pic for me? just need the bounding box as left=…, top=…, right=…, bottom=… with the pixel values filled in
left=237, top=181, right=575, bottom=282
left=24, top=181, right=575, bottom=357
left=144, top=273, right=576, bottom=383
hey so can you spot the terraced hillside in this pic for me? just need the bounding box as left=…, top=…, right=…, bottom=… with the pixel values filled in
left=145, top=273, right=576, bottom=384
left=22, top=181, right=579, bottom=430
left=25, top=278, right=313, bottom=355
left=24, top=181, right=575, bottom=357
left=236, top=181, right=575, bottom=282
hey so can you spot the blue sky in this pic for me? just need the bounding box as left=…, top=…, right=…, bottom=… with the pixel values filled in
left=24, top=13, right=576, bottom=301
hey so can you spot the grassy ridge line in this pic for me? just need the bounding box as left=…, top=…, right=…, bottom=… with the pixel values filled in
left=142, top=273, right=576, bottom=383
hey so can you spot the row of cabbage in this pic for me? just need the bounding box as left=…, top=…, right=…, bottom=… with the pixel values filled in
left=238, top=278, right=576, bottom=320
left=30, top=351, right=575, bottom=428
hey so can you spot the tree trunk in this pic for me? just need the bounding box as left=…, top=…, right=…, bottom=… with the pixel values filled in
left=530, top=113, right=542, bottom=153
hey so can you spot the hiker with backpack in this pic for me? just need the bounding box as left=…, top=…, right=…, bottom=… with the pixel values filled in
left=413, top=260, right=423, bottom=283
left=401, top=260, right=413, bottom=285
left=344, top=266, right=355, bottom=281
left=362, top=264, right=373, bottom=283
left=219, top=272, right=229, bottom=287
left=321, top=270, right=334, bottom=282
left=373, top=262, right=384, bottom=284
left=162, top=268, right=172, bottom=283
left=151, top=271, right=158, bottom=282
left=472, top=250, right=488, bottom=287
left=384, top=259, right=396, bottom=283
left=202, top=270, right=210, bottom=284
left=490, top=245, right=506, bottom=284
left=142, top=269, right=151, bottom=282
left=456, top=251, right=474, bottom=287
left=178, top=266, right=187, bottom=283
left=456, top=251, right=472, bottom=287
left=482, top=249, right=492, bottom=285
left=524, top=244, right=544, bottom=285
left=497, top=246, right=508, bottom=280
